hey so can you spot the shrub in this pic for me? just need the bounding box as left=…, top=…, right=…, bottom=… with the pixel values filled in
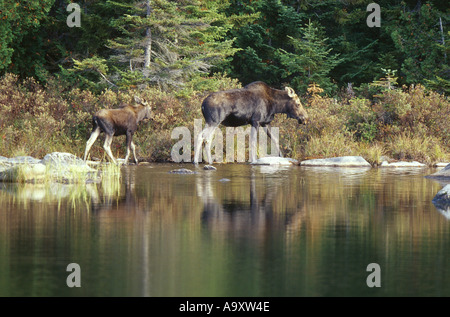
left=356, top=142, right=385, bottom=166
left=385, top=131, right=448, bottom=164
left=344, top=98, right=378, bottom=142
left=304, top=131, right=357, bottom=159
left=0, top=72, right=448, bottom=165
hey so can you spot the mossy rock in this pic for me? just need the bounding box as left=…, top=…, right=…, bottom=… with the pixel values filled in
left=0, top=163, right=47, bottom=183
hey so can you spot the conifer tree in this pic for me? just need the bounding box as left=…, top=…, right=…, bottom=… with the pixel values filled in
left=0, top=0, right=54, bottom=80
left=226, top=0, right=303, bottom=87
left=279, top=20, right=341, bottom=95
left=72, top=0, right=239, bottom=90
left=390, top=3, right=449, bottom=94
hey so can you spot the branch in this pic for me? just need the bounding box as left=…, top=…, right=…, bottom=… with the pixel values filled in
left=94, top=68, right=118, bottom=88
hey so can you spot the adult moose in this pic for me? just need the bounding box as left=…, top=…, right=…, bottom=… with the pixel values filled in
left=194, top=81, right=308, bottom=164
left=83, top=96, right=152, bottom=165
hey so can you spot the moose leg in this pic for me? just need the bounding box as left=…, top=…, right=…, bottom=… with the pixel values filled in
left=194, top=124, right=216, bottom=164
left=262, top=124, right=282, bottom=157
left=130, top=141, right=138, bottom=164
left=103, top=134, right=117, bottom=164
left=249, top=122, right=259, bottom=163
left=124, top=131, right=133, bottom=164
left=84, top=127, right=101, bottom=161
left=204, top=126, right=217, bottom=164
left=194, top=127, right=204, bottom=164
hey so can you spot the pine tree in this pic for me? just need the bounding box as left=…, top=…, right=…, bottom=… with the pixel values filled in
left=226, top=0, right=303, bottom=87
left=279, top=20, right=341, bottom=95
left=390, top=2, right=449, bottom=93
left=71, top=0, right=239, bottom=91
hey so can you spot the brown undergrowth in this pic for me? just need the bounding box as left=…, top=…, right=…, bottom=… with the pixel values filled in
left=0, top=73, right=449, bottom=165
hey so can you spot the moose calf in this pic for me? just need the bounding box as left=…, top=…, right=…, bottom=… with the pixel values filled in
left=83, top=96, right=152, bottom=164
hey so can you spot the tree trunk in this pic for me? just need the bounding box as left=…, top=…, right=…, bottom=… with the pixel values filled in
left=440, top=17, right=446, bottom=62
left=144, top=0, right=152, bottom=68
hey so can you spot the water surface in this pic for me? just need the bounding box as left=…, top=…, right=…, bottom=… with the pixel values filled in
left=0, top=163, right=449, bottom=296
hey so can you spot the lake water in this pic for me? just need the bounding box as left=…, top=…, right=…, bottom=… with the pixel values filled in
left=0, top=163, right=449, bottom=297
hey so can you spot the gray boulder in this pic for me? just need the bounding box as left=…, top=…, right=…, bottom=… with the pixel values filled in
left=42, top=152, right=98, bottom=183
left=432, top=184, right=450, bottom=219
left=169, top=168, right=197, bottom=174
left=0, top=152, right=99, bottom=183
left=380, top=160, right=426, bottom=168
left=300, top=156, right=371, bottom=167
left=427, top=163, right=450, bottom=180
left=7, top=156, right=41, bottom=164
left=42, top=152, right=86, bottom=166
left=0, top=163, right=47, bottom=183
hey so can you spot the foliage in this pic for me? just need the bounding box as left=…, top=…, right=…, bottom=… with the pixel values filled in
left=279, top=20, right=342, bottom=95
left=0, top=0, right=54, bottom=81
left=0, top=0, right=448, bottom=94
left=344, top=98, right=378, bottom=142
left=386, top=131, right=446, bottom=164
left=0, top=0, right=449, bottom=165
left=0, top=72, right=449, bottom=165
left=369, top=68, right=398, bottom=94
left=389, top=3, right=449, bottom=90
left=225, top=0, right=303, bottom=87
left=65, top=0, right=239, bottom=91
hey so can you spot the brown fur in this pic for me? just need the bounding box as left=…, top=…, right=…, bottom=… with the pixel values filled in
left=194, top=81, right=308, bottom=164
left=83, top=96, right=152, bottom=164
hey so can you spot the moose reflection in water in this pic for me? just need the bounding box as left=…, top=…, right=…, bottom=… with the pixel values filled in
left=1, top=164, right=450, bottom=296
left=86, top=164, right=309, bottom=242
left=196, top=165, right=307, bottom=239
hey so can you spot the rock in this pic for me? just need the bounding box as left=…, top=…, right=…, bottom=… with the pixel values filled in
left=432, top=184, right=450, bottom=219
left=380, top=161, right=426, bottom=168
left=300, top=156, right=371, bottom=167
left=427, top=163, right=450, bottom=179
left=428, top=163, right=450, bottom=177
left=42, top=152, right=98, bottom=183
left=1, top=156, right=43, bottom=178
left=7, top=156, right=41, bottom=165
left=168, top=168, right=197, bottom=174
left=433, top=184, right=450, bottom=202
left=426, top=164, right=450, bottom=181
left=42, top=152, right=85, bottom=166
left=0, top=152, right=99, bottom=184
left=204, top=165, right=217, bottom=170
left=251, top=157, right=298, bottom=165
left=0, top=163, right=47, bottom=183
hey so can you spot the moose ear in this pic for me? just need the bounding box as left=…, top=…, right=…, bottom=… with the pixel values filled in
left=285, top=87, right=296, bottom=97
left=134, top=95, right=142, bottom=104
